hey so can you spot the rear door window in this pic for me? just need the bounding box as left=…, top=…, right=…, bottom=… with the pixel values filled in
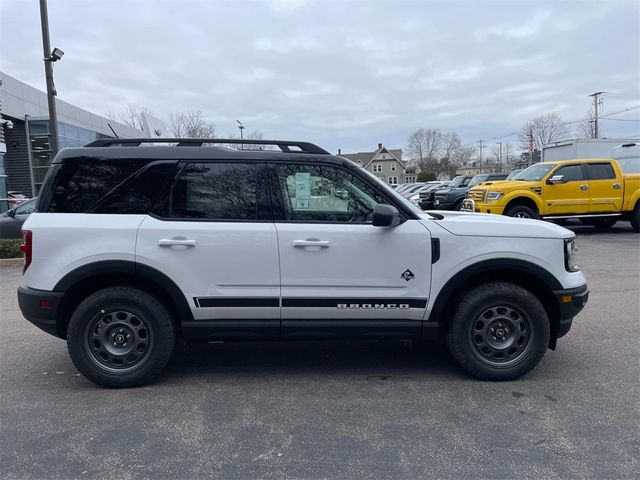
left=168, top=162, right=262, bottom=221
left=586, top=163, right=616, bottom=180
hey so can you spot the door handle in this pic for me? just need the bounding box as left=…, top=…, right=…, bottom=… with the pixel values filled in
left=293, top=239, right=330, bottom=248
left=158, top=238, right=197, bottom=247
left=613, top=183, right=621, bottom=189
left=579, top=184, right=588, bottom=190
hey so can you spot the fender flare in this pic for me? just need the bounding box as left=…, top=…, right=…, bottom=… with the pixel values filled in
left=53, top=260, right=193, bottom=321
left=427, top=258, right=563, bottom=324
left=502, top=191, right=544, bottom=213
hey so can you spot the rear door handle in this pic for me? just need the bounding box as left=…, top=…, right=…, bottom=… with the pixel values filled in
left=579, top=184, right=588, bottom=190
left=613, top=183, right=621, bottom=189
left=293, top=239, right=330, bottom=248
left=158, top=238, right=197, bottom=247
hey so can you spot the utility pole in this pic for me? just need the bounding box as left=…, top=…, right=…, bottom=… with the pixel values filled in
left=39, top=0, right=60, bottom=155
left=528, top=129, right=534, bottom=166
left=477, top=139, right=485, bottom=170
left=496, top=141, right=502, bottom=172
left=589, top=91, right=604, bottom=139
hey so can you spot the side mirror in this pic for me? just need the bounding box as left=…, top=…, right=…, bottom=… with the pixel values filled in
left=7, top=209, right=15, bottom=218
left=372, top=204, right=400, bottom=227
left=547, top=174, right=565, bottom=185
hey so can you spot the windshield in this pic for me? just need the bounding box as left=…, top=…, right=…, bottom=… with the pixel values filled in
left=468, top=174, right=489, bottom=187
left=512, top=163, right=556, bottom=181
left=359, top=168, right=426, bottom=217
left=404, top=184, right=425, bottom=194
left=449, top=176, right=467, bottom=188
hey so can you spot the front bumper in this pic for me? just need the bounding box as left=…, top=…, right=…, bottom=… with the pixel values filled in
left=461, top=199, right=505, bottom=215
left=552, top=284, right=589, bottom=338
left=17, top=286, right=65, bottom=339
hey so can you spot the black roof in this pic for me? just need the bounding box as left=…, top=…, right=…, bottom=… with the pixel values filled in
left=54, top=138, right=355, bottom=168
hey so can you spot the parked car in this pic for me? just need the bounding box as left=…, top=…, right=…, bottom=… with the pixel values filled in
left=18, top=137, right=588, bottom=387
left=418, top=182, right=450, bottom=210
left=463, top=158, right=640, bottom=232
left=400, top=182, right=426, bottom=198
left=1, top=197, right=36, bottom=239
left=434, top=174, right=508, bottom=211
left=406, top=182, right=446, bottom=206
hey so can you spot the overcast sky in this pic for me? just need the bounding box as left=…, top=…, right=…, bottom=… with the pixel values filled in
left=1, top=0, right=639, bottom=154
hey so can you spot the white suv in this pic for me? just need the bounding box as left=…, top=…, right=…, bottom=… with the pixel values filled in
left=18, top=138, right=588, bottom=387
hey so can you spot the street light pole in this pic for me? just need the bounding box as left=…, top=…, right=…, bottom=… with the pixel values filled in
left=39, top=0, right=60, bottom=155
left=496, top=141, right=502, bottom=172
left=236, top=120, right=244, bottom=140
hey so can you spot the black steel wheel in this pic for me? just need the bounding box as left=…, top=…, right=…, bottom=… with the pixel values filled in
left=469, top=305, right=533, bottom=367
left=447, top=282, right=549, bottom=380
left=84, top=310, right=153, bottom=373
left=67, top=286, right=176, bottom=388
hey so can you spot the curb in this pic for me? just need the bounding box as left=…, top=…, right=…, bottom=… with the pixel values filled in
left=0, top=258, right=24, bottom=267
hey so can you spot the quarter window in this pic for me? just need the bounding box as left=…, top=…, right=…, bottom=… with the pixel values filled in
left=170, top=162, right=258, bottom=220
left=554, top=164, right=584, bottom=182
left=586, top=163, right=616, bottom=180
left=274, top=164, right=387, bottom=223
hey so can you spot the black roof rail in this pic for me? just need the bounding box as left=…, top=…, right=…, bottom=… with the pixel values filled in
left=85, top=138, right=330, bottom=154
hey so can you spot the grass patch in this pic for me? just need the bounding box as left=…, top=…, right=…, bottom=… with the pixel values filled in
left=0, top=239, right=23, bottom=259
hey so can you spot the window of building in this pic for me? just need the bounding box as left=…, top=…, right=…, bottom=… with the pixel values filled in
left=388, top=176, right=398, bottom=186
left=274, top=164, right=386, bottom=223
left=373, top=164, right=382, bottom=173
left=170, top=163, right=258, bottom=220
left=391, top=163, right=396, bottom=172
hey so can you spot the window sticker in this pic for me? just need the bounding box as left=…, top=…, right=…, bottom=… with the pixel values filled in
left=294, top=172, right=311, bottom=209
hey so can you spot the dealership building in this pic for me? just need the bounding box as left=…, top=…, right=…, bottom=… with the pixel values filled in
left=0, top=72, right=165, bottom=206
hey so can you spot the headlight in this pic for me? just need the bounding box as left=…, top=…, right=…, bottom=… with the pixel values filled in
left=486, top=191, right=504, bottom=201
left=564, top=238, right=580, bottom=272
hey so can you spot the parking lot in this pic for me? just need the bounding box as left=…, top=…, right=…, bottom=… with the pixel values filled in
left=0, top=221, right=638, bottom=479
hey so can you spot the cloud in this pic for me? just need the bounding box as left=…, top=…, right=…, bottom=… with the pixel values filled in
left=0, top=0, right=638, bottom=154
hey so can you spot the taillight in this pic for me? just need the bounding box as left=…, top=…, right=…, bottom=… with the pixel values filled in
left=21, top=230, right=32, bottom=274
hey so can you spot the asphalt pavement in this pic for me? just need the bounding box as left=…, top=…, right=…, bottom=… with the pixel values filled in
left=1, top=221, right=638, bottom=479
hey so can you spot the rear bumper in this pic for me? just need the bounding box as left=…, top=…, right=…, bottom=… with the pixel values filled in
left=17, top=286, right=65, bottom=339
left=552, top=284, right=589, bottom=338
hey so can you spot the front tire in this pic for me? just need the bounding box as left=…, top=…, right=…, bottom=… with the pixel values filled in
left=67, top=286, right=176, bottom=388
left=504, top=205, right=539, bottom=219
left=447, top=282, right=550, bottom=380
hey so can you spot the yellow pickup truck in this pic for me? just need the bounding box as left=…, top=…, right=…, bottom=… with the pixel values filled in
left=462, top=158, right=640, bottom=232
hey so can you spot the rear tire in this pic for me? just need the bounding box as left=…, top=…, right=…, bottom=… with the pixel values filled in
left=447, top=282, right=550, bottom=381
left=579, top=217, right=617, bottom=229
left=631, top=202, right=640, bottom=233
left=67, top=286, right=176, bottom=388
left=504, top=205, right=539, bottom=219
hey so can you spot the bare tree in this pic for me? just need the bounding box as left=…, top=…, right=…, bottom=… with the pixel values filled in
left=520, top=113, right=569, bottom=151
left=167, top=110, right=216, bottom=138
left=106, top=104, right=150, bottom=130
left=438, top=132, right=463, bottom=177
left=407, top=128, right=443, bottom=172
left=579, top=110, right=597, bottom=139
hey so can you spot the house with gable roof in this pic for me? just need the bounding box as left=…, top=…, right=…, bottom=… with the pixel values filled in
left=338, top=143, right=414, bottom=186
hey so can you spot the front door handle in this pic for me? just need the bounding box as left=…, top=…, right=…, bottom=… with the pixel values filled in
left=293, top=239, right=330, bottom=248
left=158, top=238, right=197, bottom=247
left=579, top=184, right=588, bottom=190
left=613, top=183, right=621, bottom=189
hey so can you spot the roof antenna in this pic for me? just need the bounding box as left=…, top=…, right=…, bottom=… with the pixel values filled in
left=107, top=123, right=119, bottom=139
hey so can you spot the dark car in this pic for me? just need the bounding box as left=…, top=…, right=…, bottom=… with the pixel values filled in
left=418, top=182, right=449, bottom=210
left=0, top=197, right=36, bottom=239
left=433, top=173, right=507, bottom=210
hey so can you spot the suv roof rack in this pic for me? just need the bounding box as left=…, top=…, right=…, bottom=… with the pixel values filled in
left=85, top=138, right=330, bottom=154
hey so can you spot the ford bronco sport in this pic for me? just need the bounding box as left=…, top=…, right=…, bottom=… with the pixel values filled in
left=18, top=138, right=588, bottom=387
